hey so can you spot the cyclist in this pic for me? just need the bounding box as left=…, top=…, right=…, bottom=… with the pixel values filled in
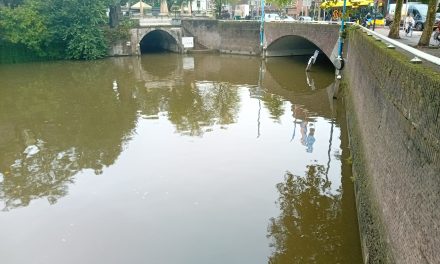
left=404, top=13, right=415, bottom=37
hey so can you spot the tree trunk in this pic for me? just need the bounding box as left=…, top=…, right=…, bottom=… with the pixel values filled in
left=217, top=0, right=222, bottom=19
left=160, top=0, right=169, bottom=15
left=109, top=5, right=120, bottom=28
left=418, top=0, right=437, bottom=46
left=188, top=0, right=192, bottom=15
left=388, top=0, right=403, bottom=39
left=382, top=0, right=388, bottom=17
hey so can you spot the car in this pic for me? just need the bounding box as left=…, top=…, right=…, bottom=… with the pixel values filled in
left=281, top=15, right=295, bottom=21
left=299, top=16, right=312, bottom=22
left=265, top=13, right=281, bottom=22
left=408, top=4, right=428, bottom=30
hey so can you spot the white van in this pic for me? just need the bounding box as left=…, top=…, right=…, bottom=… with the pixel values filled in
left=265, top=13, right=280, bottom=22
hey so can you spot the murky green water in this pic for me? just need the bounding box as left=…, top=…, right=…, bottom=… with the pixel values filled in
left=0, top=54, right=362, bottom=264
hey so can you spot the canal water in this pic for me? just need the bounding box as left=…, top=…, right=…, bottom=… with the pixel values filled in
left=0, top=54, right=362, bottom=264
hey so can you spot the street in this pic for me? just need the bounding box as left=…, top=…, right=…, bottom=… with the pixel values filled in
left=373, top=26, right=440, bottom=57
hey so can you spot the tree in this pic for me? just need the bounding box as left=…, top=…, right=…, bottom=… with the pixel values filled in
left=388, top=0, right=403, bottom=38
left=418, top=0, right=437, bottom=46
left=46, top=0, right=109, bottom=59
left=0, top=1, right=50, bottom=56
left=267, top=0, right=294, bottom=10
left=109, top=5, right=122, bottom=28
left=213, top=0, right=238, bottom=18
left=0, top=0, right=111, bottom=60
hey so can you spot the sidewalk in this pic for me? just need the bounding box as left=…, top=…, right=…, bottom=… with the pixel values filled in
left=373, top=27, right=440, bottom=57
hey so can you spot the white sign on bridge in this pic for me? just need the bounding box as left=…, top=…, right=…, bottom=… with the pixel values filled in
left=182, top=37, right=194, bottom=48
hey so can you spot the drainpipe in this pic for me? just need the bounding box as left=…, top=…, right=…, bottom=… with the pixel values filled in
left=337, top=0, right=347, bottom=70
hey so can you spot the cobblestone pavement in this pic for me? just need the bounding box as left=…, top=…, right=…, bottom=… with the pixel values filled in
left=373, top=27, right=440, bottom=57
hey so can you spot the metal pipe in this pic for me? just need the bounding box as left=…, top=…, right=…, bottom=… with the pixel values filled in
left=337, top=0, right=348, bottom=57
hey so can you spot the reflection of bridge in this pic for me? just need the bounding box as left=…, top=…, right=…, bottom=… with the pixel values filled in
left=125, top=20, right=341, bottom=67
left=131, top=54, right=337, bottom=120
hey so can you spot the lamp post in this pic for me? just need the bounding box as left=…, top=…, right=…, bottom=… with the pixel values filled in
left=337, top=0, right=347, bottom=69
left=372, top=0, right=378, bottom=31
left=260, top=0, right=265, bottom=47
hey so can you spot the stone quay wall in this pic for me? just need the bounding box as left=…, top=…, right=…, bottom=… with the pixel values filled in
left=181, top=19, right=261, bottom=55
left=344, top=28, right=440, bottom=264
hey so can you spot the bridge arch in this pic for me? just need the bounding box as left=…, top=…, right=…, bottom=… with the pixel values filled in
left=263, top=23, right=340, bottom=66
left=139, top=28, right=182, bottom=54
left=265, top=35, right=332, bottom=63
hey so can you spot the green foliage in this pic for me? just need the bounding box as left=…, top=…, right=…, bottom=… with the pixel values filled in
left=105, top=18, right=135, bottom=43
left=0, top=0, right=112, bottom=60
left=0, top=2, right=50, bottom=56
left=266, top=0, right=294, bottom=9
left=213, top=0, right=239, bottom=18
left=0, top=0, right=24, bottom=7
left=65, top=27, right=107, bottom=60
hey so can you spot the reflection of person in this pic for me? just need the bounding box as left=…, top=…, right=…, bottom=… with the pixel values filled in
left=300, top=120, right=308, bottom=146
left=306, top=127, right=316, bottom=153
left=293, top=105, right=316, bottom=152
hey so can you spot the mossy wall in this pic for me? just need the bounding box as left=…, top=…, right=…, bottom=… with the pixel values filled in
left=344, top=28, right=440, bottom=263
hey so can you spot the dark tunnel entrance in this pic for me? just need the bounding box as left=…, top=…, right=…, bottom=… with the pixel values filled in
left=140, top=30, right=179, bottom=54
left=265, top=35, right=333, bottom=66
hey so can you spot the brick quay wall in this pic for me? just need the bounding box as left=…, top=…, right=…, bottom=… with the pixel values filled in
left=344, top=28, right=440, bottom=264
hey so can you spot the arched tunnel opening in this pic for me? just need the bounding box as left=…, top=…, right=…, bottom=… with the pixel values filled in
left=140, top=30, right=179, bottom=54
left=266, top=35, right=333, bottom=68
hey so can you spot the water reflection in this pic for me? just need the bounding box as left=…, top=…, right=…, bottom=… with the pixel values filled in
left=0, top=61, right=138, bottom=210
left=0, top=54, right=361, bottom=263
left=0, top=55, right=337, bottom=210
left=267, top=166, right=342, bottom=263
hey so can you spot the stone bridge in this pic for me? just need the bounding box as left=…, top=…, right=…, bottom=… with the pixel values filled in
left=118, top=20, right=342, bottom=67
left=129, top=25, right=183, bottom=55
left=262, top=22, right=341, bottom=64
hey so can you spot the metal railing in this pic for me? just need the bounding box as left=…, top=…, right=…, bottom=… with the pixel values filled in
left=357, top=24, right=440, bottom=66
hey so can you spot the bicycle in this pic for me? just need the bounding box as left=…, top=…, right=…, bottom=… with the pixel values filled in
left=405, top=22, right=413, bottom=37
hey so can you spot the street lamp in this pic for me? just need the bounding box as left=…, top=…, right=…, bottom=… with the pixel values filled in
left=260, top=0, right=265, bottom=47
left=337, top=0, right=347, bottom=70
